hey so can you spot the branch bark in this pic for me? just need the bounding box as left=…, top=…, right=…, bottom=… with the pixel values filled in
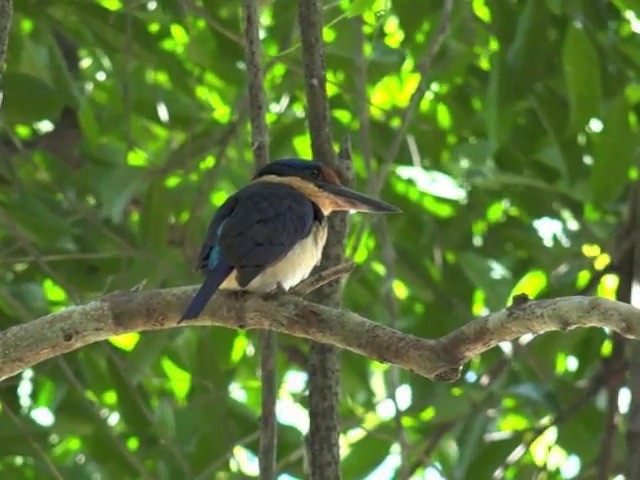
left=2, top=291, right=640, bottom=384
left=242, top=2, right=276, bottom=478
left=298, top=0, right=337, bottom=170
left=244, top=0, right=269, bottom=171
left=621, top=182, right=640, bottom=479
left=304, top=142, right=350, bottom=479
left=0, top=0, right=12, bottom=84
left=297, top=0, right=345, bottom=478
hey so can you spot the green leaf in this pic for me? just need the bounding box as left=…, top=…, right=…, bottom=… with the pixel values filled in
left=128, top=331, right=172, bottom=382
left=506, top=382, right=558, bottom=410
left=614, top=0, right=640, bottom=13
left=4, top=196, right=73, bottom=249
left=106, top=354, right=153, bottom=433
left=457, top=252, right=513, bottom=310
left=485, top=53, right=514, bottom=151
left=5, top=1, right=640, bottom=477
left=462, top=437, right=521, bottom=479
left=507, top=0, right=549, bottom=77
left=342, top=425, right=392, bottom=478
left=590, top=93, right=635, bottom=204
left=48, top=31, right=82, bottom=107
left=1, top=283, right=49, bottom=319
left=557, top=403, right=602, bottom=460
left=433, top=389, right=474, bottom=422
left=509, top=269, right=547, bottom=300
left=95, top=166, right=150, bottom=223
left=1, top=72, right=64, bottom=123
left=109, top=332, right=140, bottom=352
left=139, top=180, right=170, bottom=248
left=161, top=355, right=192, bottom=401
left=455, top=414, right=494, bottom=477
left=562, top=24, right=601, bottom=133
left=349, top=0, right=376, bottom=17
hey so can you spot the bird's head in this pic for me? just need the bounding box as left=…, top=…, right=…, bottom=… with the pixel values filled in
left=253, top=158, right=400, bottom=215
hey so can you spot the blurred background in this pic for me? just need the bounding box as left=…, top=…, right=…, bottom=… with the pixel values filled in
left=1, top=0, right=639, bottom=478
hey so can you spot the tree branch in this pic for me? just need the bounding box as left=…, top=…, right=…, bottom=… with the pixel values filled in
left=244, top=0, right=270, bottom=171
left=2, top=292, right=640, bottom=384
left=298, top=0, right=337, bottom=170
left=291, top=261, right=355, bottom=295
left=242, top=1, right=276, bottom=477
left=0, top=0, right=12, bottom=83
left=297, top=1, right=346, bottom=478
left=618, top=181, right=640, bottom=478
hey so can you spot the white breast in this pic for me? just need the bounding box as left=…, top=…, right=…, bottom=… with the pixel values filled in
left=220, top=221, right=328, bottom=293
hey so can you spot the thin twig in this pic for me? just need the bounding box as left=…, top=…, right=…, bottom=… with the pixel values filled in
left=292, top=262, right=355, bottom=296
left=616, top=181, right=640, bottom=478
left=297, top=1, right=346, bottom=478
left=194, top=431, right=261, bottom=480
left=627, top=341, right=640, bottom=479
left=123, top=0, right=133, bottom=154
left=353, top=15, right=373, bottom=172
left=349, top=2, right=455, bottom=279
left=1, top=402, right=64, bottom=480
left=402, top=359, right=511, bottom=479
left=258, top=328, right=278, bottom=479
left=403, top=422, right=456, bottom=479
left=377, top=219, right=410, bottom=475
left=0, top=0, right=12, bottom=84
left=353, top=14, right=410, bottom=471
left=186, top=0, right=415, bottom=139
left=183, top=0, right=245, bottom=45
left=596, top=337, right=624, bottom=480
left=57, top=359, right=154, bottom=479
left=0, top=208, right=81, bottom=303
left=0, top=251, right=135, bottom=263
left=242, top=2, right=277, bottom=478
left=179, top=95, right=250, bottom=254
left=493, top=362, right=616, bottom=479
left=298, top=0, right=337, bottom=170
left=244, top=0, right=269, bottom=170
left=370, top=0, right=454, bottom=195
left=275, top=445, right=304, bottom=471
left=105, top=348, right=193, bottom=477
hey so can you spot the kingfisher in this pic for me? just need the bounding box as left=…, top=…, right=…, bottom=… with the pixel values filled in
left=180, top=158, right=400, bottom=322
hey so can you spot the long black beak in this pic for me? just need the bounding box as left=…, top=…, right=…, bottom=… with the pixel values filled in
left=322, top=183, right=401, bottom=213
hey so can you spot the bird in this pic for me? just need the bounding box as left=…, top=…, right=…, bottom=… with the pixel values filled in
left=179, top=158, right=400, bottom=322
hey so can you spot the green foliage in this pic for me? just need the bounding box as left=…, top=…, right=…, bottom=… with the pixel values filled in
left=1, top=0, right=639, bottom=478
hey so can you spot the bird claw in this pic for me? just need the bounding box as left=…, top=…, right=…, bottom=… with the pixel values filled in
left=262, top=282, right=288, bottom=301
left=231, top=290, right=249, bottom=302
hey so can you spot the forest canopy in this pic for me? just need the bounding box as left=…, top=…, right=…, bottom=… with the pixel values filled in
left=2, top=0, right=640, bottom=479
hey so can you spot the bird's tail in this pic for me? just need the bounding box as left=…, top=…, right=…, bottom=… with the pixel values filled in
left=179, top=264, right=233, bottom=323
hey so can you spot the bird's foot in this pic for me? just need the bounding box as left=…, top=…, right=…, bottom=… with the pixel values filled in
left=226, top=290, right=251, bottom=329
left=261, top=282, right=288, bottom=299
left=228, top=289, right=251, bottom=303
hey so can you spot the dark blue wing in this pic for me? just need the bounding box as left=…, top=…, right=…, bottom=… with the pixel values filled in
left=218, top=182, right=318, bottom=287
left=180, top=197, right=238, bottom=322
left=195, top=196, right=238, bottom=271
left=181, top=182, right=319, bottom=321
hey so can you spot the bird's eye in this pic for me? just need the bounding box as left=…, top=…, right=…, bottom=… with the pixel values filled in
left=311, top=168, right=321, bottom=179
